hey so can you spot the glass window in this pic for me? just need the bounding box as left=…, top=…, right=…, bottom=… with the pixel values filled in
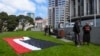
left=99, top=0, right=100, bottom=13
left=96, top=18, right=100, bottom=27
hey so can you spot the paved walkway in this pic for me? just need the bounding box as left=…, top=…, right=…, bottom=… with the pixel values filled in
left=60, top=38, right=72, bottom=42
left=52, top=35, right=72, bottom=42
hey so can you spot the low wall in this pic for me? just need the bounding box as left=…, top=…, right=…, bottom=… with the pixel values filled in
left=91, top=27, right=100, bottom=44
left=63, top=27, right=100, bottom=45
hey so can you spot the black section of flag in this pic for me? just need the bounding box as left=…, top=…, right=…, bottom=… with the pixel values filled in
left=21, top=37, right=59, bottom=49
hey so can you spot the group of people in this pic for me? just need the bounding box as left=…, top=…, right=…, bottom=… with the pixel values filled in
left=44, top=20, right=92, bottom=47
left=73, top=20, right=92, bottom=47
left=44, top=25, right=51, bottom=36
left=44, top=25, right=55, bottom=36
left=44, top=25, right=58, bottom=36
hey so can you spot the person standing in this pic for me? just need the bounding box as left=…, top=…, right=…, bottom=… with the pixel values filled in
left=83, top=22, right=92, bottom=45
left=73, top=20, right=81, bottom=47
left=44, top=25, right=48, bottom=36
left=48, top=25, right=52, bottom=36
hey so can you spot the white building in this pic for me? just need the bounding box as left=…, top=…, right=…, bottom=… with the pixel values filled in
left=48, top=0, right=69, bottom=28
left=33, top=19, right=48, bottom=31
left=27, top=13, right=34, bottom=19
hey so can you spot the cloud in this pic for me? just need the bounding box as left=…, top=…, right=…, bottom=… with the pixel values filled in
left=40, top=6, right=48, bottom=12
left=36, top=5, right=48, bottom=18
left=37, top=5, right=47, bottom=13
left=0, top=0, right=36, bottom=15
left=0, top=0, right=48, bottom=18
left=16, top=11, right=28, bottom=16
left=38, top=13, right=44, bottom=18
left=0, top=3, right=16, bottom=15
left=35, top=0, right=47, bottom=3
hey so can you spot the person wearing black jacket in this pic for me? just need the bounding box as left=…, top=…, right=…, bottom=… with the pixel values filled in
left=48, top=25, right=51, bottom=35
left=73, top=20, right=81, bottom=47
left=44, top=25, right=48, bottom=35
left=83, top=22, right=91, bottom=45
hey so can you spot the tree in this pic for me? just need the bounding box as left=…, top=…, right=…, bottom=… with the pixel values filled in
left=17, top=15, right=25, bottom=30
left=17, top=15, right=34, bottom=30
left=0, top=12, right=34, bottom=31
left=24, top=16, right=34, bottom=24
left=0, top=12, right=8, bottom=32
left=0, top=12, right=8, bottom=20
left=7, top=15, right=18, bottom=31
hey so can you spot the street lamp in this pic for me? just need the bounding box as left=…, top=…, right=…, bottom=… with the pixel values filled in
left=94, top=0, right=96, bottom=27
left=80, top=0, right=82, bottom=26
left=69, top=0, right=71, bottom=25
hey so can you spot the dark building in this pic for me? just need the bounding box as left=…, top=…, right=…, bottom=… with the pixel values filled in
left=70, top=0, right=100, bottom=27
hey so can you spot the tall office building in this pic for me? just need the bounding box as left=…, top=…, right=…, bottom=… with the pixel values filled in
left=48, top=0, right=69, bottom=28
left=27, top=13, right=34, bottom=19
left=70, top=0, right=100, bottom=27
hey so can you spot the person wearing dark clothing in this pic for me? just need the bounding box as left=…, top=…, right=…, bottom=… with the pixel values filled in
left=83, top=22, right=92, bottom=45
left=48, top=25, right=55, bottom=36
left=73, top=20, right=81, bottom=47
left=48, top=25, right=51, bottom=35
left=44, top=25, right=48, bottom=35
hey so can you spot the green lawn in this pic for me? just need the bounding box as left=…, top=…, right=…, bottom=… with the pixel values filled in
left=0, top=31, right=100, bottom=56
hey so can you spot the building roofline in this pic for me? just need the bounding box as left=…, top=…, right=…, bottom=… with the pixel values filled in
left=68, top=14, right=100, bottom=22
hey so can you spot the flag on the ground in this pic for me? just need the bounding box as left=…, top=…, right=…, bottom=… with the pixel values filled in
left=3, top=36, right=59, bottom=54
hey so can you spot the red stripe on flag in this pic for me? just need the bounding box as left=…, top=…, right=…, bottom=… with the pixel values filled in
left=3, top=37, right=32, bottom=54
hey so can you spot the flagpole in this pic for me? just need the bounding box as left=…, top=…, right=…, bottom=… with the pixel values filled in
left=69, top=0, right=71, bottom=25
left=80, top=0, right=82, bottom=26
left=94, top=0, right=96, bottom=27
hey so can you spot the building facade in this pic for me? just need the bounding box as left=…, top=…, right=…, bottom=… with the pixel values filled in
left=70, top=0, right=100, bottom=27
left=34, top=19, right=48, bottom=31
left=48, top=0, right=69, bottom=28
left=27, top=13, right=34, bottom=19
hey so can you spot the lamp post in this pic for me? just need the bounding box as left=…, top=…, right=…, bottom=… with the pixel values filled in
left=80, top=0, right=82, bottom=26
left=94, top=0, right=96, bottom=27
left=69, top=0, right=71, bottom=25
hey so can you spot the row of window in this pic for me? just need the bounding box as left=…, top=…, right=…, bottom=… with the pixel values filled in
left=71, top=0, right=100, bottom=17
left=81, top=18, right=100, bottom=27
left=49, top=0, right=67, bottom=6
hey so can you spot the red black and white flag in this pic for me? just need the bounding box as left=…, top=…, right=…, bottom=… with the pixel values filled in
left=3, top=36, right=59, bottom=54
